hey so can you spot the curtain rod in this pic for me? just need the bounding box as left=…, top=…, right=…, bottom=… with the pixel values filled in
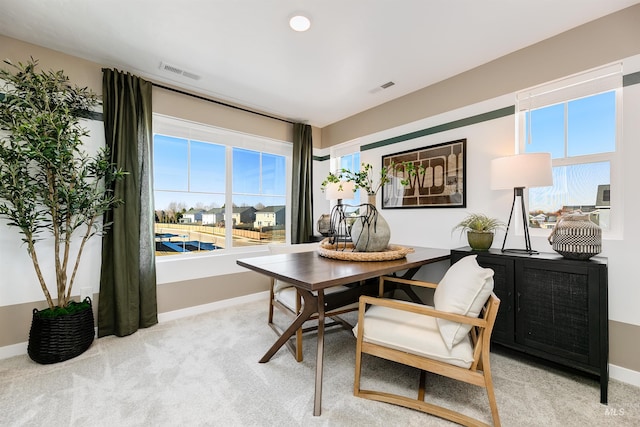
left=152, top=82, right=295, bottom=125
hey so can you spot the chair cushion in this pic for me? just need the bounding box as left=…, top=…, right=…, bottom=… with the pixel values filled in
left=273, top=279, right=291, bottom=294
left=353, top=303, right=474, bottom=369
left=433, top=255, right=494, bottom=350
left=275, top=285, right=359, bottom=312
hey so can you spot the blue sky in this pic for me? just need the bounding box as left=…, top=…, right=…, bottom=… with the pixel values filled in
left=153, top=135, right=285, bottom=212
left=525, top=91, right=615, bottom=213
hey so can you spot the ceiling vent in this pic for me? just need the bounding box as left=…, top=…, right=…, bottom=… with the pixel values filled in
left=159, top=61, right=201, bottom=81
left=369, top=81, right=395, bottom=94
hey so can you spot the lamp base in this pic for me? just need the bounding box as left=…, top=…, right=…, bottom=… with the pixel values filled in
left=501, top=187, right=538, bottom=256
left=501, top=248, right=539, bottom=255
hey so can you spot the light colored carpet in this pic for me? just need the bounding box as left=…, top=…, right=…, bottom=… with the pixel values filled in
left=0, top=298, right=639, bottom=426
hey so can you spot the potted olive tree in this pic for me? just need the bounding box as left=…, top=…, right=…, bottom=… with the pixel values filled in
left=0, top=58, right=125, bottom=363
left=453, top=213, right=505, bottom=251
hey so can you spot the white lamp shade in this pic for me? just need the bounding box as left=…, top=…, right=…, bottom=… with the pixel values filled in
left=325, top=181, right=355, bottom=200
left=491, top=153, right=553, bottom=190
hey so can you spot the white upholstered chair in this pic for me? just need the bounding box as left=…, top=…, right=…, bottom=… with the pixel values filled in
left=267, top=243, right=363, bottom=362
left=353, top=255, right=501, bottom=426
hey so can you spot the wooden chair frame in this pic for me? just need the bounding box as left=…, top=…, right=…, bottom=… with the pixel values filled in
left=267, top=278, right=363, bottom=362
left=354, top=276, right=501, bottom=427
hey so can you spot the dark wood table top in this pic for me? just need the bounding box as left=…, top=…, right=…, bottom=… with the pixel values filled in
left=237, top=246, right=451, bottom=291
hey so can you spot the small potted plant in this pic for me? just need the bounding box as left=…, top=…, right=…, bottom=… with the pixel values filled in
left=453, top=213, right=505, bottom=251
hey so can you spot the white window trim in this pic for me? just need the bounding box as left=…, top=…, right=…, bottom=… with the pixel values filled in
left=329, top=138, right=361, bottom=170
left=152, top=114, right=293, bottom=264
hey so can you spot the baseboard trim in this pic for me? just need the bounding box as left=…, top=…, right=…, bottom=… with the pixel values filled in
left=157, top=291, right=269, bottom=323
left=0, top=292, right=269, bottom=361
left=610, top=363, right=640, bottom=388
left=0, top=342, right=28, bottom=360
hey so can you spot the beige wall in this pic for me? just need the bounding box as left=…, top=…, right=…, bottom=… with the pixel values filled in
left=0, top=35, right=102, bottom=92
left=157, top=272, right=270, bottom=314
left=321, top=4, right=640, bottom=148
left=610, top=321, right=640, bottom=372
left=153, top=86, right=293, bottom=143
left=153, top=88, right=322, bottom=147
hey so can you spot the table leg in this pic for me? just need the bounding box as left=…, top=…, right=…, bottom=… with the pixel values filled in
left=389, top=267, right=424, bottom=303
left=313, top=289, right=325, bottom=416
left=259, top=289, right=318, bottom=363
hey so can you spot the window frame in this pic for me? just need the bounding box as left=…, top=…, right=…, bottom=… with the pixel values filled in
left=329, top=139, right=363, bottom=206
left=516, top=65, right=623, bottom=240
left=152, top=114, right=292, bottom=260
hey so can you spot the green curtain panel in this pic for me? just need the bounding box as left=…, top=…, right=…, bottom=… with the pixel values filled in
left=291, top=123, right=314, bottom=243
left=99, top=69, right=158, bottom=337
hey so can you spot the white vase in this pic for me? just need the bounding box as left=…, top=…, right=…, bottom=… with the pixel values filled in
left=350, top=196, right=390, bottom=252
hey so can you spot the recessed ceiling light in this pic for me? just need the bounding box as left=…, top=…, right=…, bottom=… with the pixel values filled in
left=289, top=15, right=311, bottom=32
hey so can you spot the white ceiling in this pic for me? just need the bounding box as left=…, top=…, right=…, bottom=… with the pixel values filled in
left=0, top=0, right=638, bottom=128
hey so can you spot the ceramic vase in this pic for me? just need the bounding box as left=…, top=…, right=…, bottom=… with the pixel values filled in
left=350, top=194, right=391, bottom=252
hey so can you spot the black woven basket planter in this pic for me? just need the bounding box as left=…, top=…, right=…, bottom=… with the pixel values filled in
left=27, top=297, right=95, bottom=364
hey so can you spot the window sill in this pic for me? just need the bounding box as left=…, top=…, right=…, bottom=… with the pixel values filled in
left=156, top=245, right=270, bottom=284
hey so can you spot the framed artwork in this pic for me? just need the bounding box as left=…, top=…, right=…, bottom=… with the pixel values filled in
left=381, top=139, right=466, bottom=209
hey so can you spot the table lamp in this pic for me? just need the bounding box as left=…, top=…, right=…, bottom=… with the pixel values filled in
left=325, top=181, right=355, bottom=248
left=491, top=153, right=552, bottom=254
left=325, top=181, right=355, bottom=203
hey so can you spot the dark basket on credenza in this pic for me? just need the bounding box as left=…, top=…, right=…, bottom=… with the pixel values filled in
left=27, top=297, right=95, bottom=364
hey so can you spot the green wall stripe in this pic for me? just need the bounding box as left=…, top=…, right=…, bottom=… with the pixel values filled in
left=623, top=71, right=640, bottom=87
left=361, top=105, right=515, bottom=152
left=77, top=110, right=103, bottom=121
left=1, top=92, right=103, bottom=121
left=313, top=154, right=330, bottom=162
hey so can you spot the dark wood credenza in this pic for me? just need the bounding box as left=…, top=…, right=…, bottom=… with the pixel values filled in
left=451, top=247, right=609, bottom=404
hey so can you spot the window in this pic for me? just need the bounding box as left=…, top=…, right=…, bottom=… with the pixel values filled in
left=517, top=64, right=621, bottom=232
left=153, top=115, right=290, bottom=257
left=338, top=151, right=361, bottom=207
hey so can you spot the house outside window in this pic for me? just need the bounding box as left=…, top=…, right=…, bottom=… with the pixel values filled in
left=517, top=64, right=622, bottom=234
left=152, top=115, right=290, bottom=257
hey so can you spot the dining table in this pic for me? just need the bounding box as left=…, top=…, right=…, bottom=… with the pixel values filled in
left=236, top=245, right=451, bottom=416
